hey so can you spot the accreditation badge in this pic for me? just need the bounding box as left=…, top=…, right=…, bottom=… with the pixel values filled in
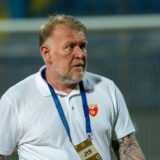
left=74, top=138, right=103, bottom=160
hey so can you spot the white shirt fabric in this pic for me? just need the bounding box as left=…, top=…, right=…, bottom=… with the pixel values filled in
left=0, top=66, right=135, bottom=160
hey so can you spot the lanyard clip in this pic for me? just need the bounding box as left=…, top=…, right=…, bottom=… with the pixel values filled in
left=88, top=132, right=93, bottom=140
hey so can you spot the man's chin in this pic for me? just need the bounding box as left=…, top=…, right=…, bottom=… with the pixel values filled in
left=72, top=76, right=83, bottom=83
left=69, top=73, right=85, bottom=84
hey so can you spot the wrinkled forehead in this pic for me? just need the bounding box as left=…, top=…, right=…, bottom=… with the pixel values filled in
left=52, top=24, right=86, bottom=35
left=51, top=24, right=87, bottom=41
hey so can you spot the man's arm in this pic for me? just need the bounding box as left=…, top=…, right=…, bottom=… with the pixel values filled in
left=112, top=133, right=145, bottom=160
left=0, top=155, right=7, bottom=160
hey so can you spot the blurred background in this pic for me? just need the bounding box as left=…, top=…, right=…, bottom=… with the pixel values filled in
left=0, top=0, right=160, bottom=159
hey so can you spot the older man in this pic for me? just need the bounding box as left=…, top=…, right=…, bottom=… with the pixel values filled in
left=0, top=15, right=145, bottom=160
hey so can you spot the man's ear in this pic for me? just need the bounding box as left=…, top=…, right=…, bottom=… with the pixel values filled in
left=40, top=45, right=52, bottom=64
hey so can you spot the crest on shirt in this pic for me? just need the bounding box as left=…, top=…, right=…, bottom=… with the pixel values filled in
left=88, top=104, right=98, bottom=117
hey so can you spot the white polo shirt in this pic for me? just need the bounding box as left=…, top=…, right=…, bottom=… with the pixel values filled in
left=0, top=66, right=135, bottom=160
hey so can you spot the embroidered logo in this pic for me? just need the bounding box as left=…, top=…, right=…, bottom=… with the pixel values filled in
left=88, top=104, right=98, bottom=117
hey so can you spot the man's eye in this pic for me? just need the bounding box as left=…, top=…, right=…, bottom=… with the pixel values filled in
left=80, top=43, right=86, bottom=49
left=80, top=43, right=87, bottom=50
left=66, top=44, right=74, bottom=49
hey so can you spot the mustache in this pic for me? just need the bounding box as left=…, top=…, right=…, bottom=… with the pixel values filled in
left=72, top=60, right=86, bottom=67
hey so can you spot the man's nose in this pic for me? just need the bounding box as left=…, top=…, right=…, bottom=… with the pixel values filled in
left=74, top=46, right=86, bottom=58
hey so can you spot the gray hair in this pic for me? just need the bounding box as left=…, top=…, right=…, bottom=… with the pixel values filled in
left=39, top=14, right=87, bottom=46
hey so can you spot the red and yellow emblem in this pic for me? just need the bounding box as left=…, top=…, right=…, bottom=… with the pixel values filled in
left=88, top=104, right=98, bottom=117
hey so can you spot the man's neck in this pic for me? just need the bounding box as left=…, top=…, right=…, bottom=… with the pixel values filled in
left=45, top=70, right=77, bottom=94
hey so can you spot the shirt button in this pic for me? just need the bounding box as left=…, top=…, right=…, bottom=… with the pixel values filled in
left=72, top=106, right=74, bottom=110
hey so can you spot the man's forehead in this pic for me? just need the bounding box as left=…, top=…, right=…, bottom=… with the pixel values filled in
left=52, top=25, right=86, bottom=41
left=53, top=24, right=85, bottom=35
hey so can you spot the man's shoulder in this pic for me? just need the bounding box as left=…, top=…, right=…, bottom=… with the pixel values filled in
left=85, top=72, right=114, bottom=85
left=84, top=72, right=116, bottom=90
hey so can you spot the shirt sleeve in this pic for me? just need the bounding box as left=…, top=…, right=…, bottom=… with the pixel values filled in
left=0, top=94, right=19, bottom=155
left=112, top=86, right=135, bottom=140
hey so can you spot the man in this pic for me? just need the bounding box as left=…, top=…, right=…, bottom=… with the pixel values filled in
left=0, top=15, right=145, bottom=160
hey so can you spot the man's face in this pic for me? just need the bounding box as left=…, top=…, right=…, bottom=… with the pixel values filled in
left=44, top=24, right=87, bottom=84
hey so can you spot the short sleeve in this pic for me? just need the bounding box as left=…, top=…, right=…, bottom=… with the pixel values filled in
left=112, top=86, right=135, bottom=140
left=0, top=94, right=19, bottom=155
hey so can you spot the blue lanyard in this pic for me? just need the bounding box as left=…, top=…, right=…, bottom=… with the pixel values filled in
left=43, top=72, right=91, bottom=143
left=79, top=81, right=92, bottom=136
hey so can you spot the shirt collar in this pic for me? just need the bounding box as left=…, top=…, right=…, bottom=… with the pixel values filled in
left=35, top=66, right=93, bottom=97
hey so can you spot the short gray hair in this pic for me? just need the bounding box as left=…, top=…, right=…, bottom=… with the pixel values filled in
left=39, top=14, right=87, bottom=46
